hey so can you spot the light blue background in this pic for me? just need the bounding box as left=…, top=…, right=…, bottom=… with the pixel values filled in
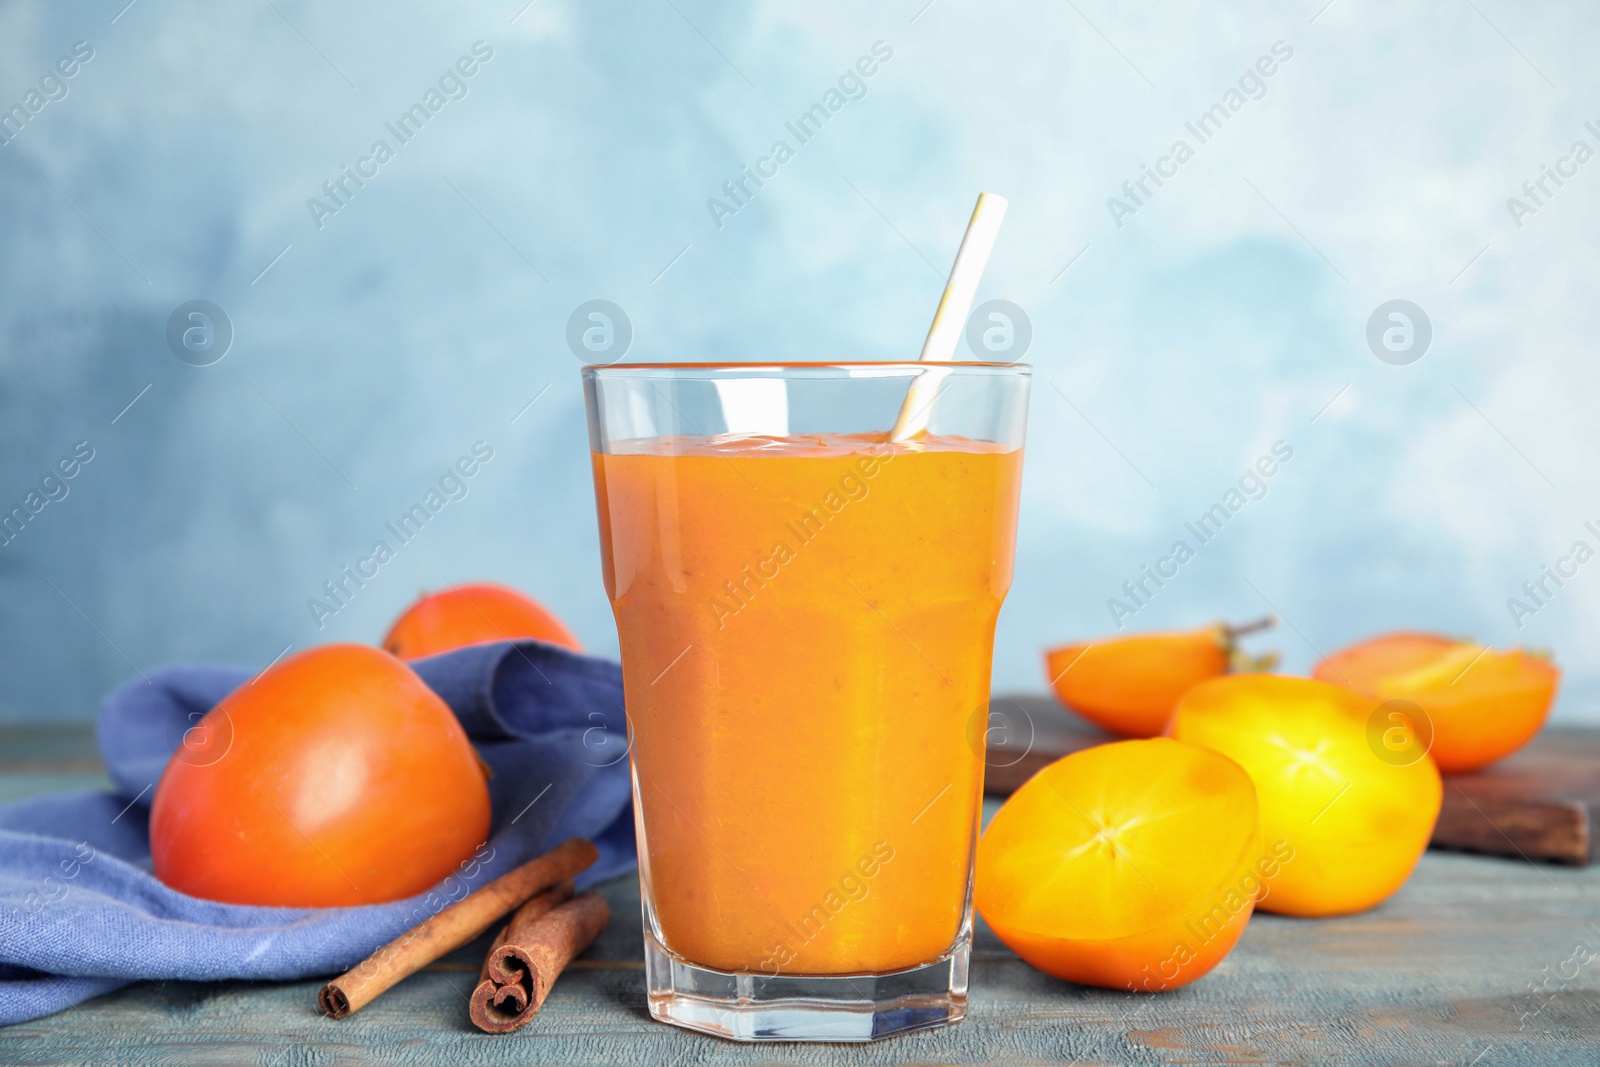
left=1, top=0, right=1592, bottom=723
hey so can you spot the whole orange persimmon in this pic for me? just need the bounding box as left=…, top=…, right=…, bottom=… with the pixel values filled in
left=977, top=738, right=1264, bottom=992
left=1313, top=633, right=1558, bottom=773
left=150, top=644, right=491, bottom=907
left=1171, top=674, right=1441, bottom=917
left=1044, top=618, right=1276, bottom=738
left=382, top=582, right=581, bottom=659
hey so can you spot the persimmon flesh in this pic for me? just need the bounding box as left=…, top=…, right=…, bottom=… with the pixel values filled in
left=1045, top=620, right=1273, bottom=738
left=1170, top=674, right=1441, bottom=917
left=976, top=738, right=1263, bottom=992
left=382, top=582, right=581, bottom=659
left=150, top=644, right=491, bottom=906
left=1313, top=633, right=1557, bottom=773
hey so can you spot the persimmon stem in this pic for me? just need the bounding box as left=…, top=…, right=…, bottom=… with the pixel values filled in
left=1224, top=615, right=1277, bottom=641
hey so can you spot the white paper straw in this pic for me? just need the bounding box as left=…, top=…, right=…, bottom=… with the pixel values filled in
left=890, top=192, right=1008, bottom=442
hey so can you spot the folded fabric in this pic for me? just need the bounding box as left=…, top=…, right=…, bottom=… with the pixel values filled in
left=0, top=640, right=636, bottom=1026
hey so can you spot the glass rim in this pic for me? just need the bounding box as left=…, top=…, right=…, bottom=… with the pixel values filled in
left=582, top=360, right=1032, bottom=376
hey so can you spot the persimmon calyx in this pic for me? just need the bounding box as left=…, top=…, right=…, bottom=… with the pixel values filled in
left=1230, top=649, right=1281, bottom=674
left=1218, top=616, right=1279, bottom=674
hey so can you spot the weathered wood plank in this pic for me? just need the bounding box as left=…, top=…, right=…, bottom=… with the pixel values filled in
left=4, top=807, right=1600, bottom=1064
left=5, top=729, right=1600, bottom=1064
left=0, top=772, right=113, bottom=804
left=0, top=725, right=105, bottom=775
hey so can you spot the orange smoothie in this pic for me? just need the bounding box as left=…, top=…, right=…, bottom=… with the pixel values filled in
left=592, top=432, right=1023, bottom=975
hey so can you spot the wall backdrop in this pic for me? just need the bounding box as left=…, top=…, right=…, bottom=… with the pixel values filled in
left=2, top=1, right=1594, bottom=722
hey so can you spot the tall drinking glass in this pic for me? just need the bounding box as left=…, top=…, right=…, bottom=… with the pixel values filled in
left=583, top=362, right=1029, bottom=1041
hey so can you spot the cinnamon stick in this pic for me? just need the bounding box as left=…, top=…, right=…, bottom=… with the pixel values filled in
left=319, top=838, right=598, bottom=1019
left=469, top=891, right=611, bottom=1033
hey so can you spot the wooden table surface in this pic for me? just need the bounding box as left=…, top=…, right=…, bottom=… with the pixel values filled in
left=4, top=726, right=1600, bottom=1065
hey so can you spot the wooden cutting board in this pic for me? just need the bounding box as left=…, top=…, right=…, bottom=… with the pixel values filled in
left=982, top=694, right=1600, bottom=865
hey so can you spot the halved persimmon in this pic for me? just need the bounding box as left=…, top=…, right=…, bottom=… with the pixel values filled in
left=1170, top=674, right=1441, bottom=917
left=976, top=738, right=1263, bottom=992
left=383, top=582, right=582, bottom=659
left=1313, top=633, right=1557, bottom=773
left=1044, top=618, right=1276, bottom=738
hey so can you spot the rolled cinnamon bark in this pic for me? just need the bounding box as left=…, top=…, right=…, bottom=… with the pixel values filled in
left=469, top=891, right=611, bottom=1033
left=319, top=838, right=597, bottom=1019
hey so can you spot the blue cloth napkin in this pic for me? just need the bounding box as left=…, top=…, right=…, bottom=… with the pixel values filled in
left=0, top=641, right=636, bottom=1026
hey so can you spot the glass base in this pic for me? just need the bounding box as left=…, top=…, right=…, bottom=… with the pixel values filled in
left=643, top=930, right=970, bottom=1042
